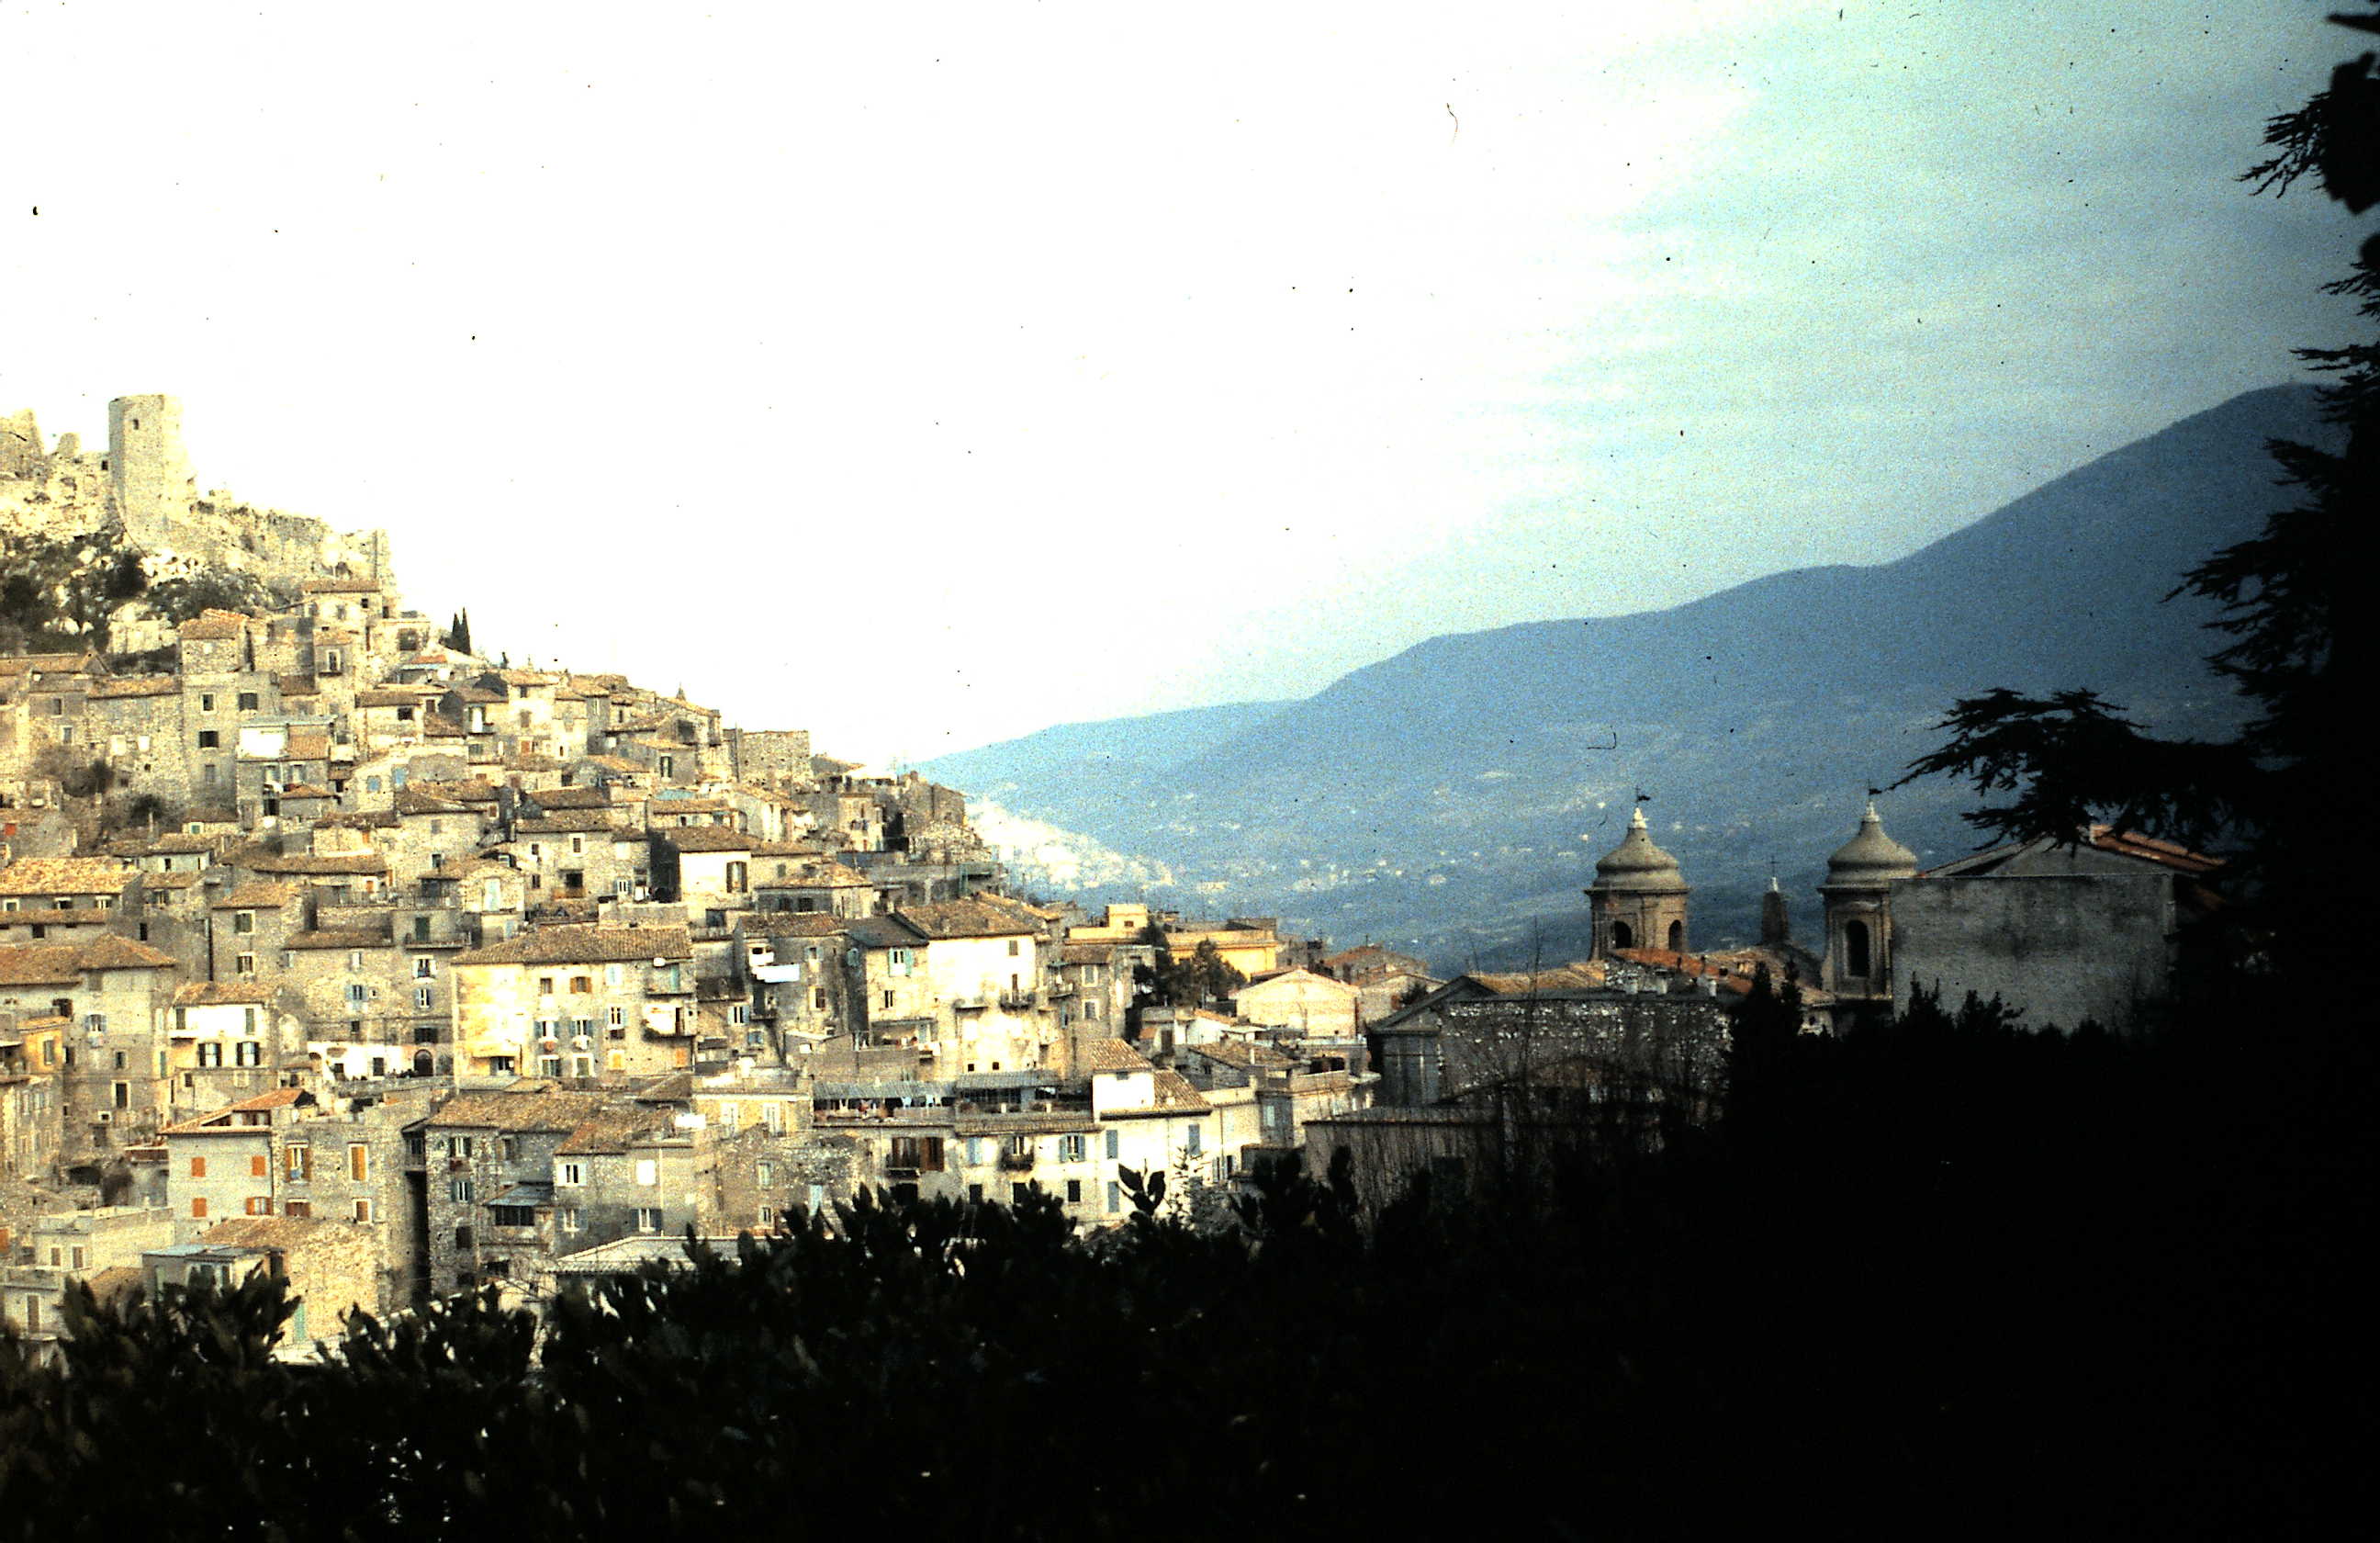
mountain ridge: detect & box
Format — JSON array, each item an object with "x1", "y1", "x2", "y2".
[{"x1": 926, "y1": 383, "x2": 2329, "y2": 968}]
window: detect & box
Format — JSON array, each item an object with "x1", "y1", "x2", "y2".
[
  {"x1": 1066, "y1": 1178, "x2": 1083, "y2": 1204},
  {"x1": 1060, "y1": 1134, "x2": 1087, "y2": 1163},
  {"x1": 634, "y1": 1208, "x2": 664, "y2": 1233},
  {"x1": 238, "y1": 692, "x2": 259, "y2": 711},
  {"x1": 569, "y1": 975, "x2": 590, "y2": 995},
  {"x1": 607, "y1": 1006, "x2": 626, "y2": 1030},
  {"x1": 500, "y1": 1136, "x2": 519, "y2": 1161},
  {"x1": 1007, "y1": 940, "x2": 1020, "y2": 957},
  {"x1": 634, "y1": 1158, "x2": 657, "y2": 1186},
  {"x1": 1105, "y1": 1129, "x2": 1120, "y2": 1160},
  {"x1": 353, "y1": 1199, "x2": 373, "y2": 1223},
  {"x1": 538, "y1": 976, "x2": 556, "y2": 996},
  {"x1": 755, "y1": 1162, "x2": 774, "y2": 1187},
  {"x1": 1011, "y1": 1182, "x2": 1030, "y2": 1206},
  {"x1": 199, "y1": 694, "x2": 215, "y2": 713},
  {"x1": 196, "y1": 1042, "x2": 223, "y2": 1068},
  {"x1": 349, "y1": 1144, "x2": 369, "y2": 1182},
  {"x1": 1844, "y1": 919, "x2": 1873, "y2": 978},
  {"x1": 191, "y1": 1197, "x2": 208, "y2": 1219},
  {"x1": 888, "y1": 949, "x2": 915, "y2": 976},
  {"x1": 414, "y1": 986, "x2": 433, "y2": 1011},
  {"x1": 1184, "y1": 1125, "x2": 1202, "y2": 1156},
  {"x1": 189, "y1": 1156, "x2": 208, "y2": 1178},
  {"x1": 234, "y1": 1041, "x2": 262, "y2": 1067},
  {"x1": 454, "y1": 1226, "x2": 474, "y2": 1249},
  {"x1": 571, "y1": 836, "x2": 585, "y2": 855},
  {"x1": 283, "y1": 1200, "x2": 311, "y2": 1219},
  {"x1": 286, "y1": 1145, "x2": 311, "y2": 1182},
  {"x1": 559, "y1": 1206, "x2": 582, "y2": 1233},
  {"x1": 235, "y1": 953, "x2": 256, "y2": 977},
  {"x1": 244, "y1": 1196, "x2": 272, "y2": 1216},
  {"x1": 232, "y1": 910, "x2": 254, "y2": 935},
  {"x1": 491, "y1": 1205, "x2": 535, "y2": 1227},
  {"x1": 557, "y1": 1162, "x2": 585, "y2": 1186},
  {"x1": 345, "y1": 985, "x2": 368, "y2": 1008},
  {"x1": 717, "y1": 1103, "x2": 740, "y2": 1132},
  {"x1": 196, "y1": 730, "x2": 219, "y2": 749},
  {"x1": 414, "y1": 958, "x2": 435, "y2": 979},
  {"x1": 250, "y1": 1154, "x2": 269, "y2": 1178},
  {"x1": 445, "y1": 1135, "x2": 476, "y2": 1157},
  {"x1": 448, "y1": 1177, "x2": 474, "y2": 1202}
]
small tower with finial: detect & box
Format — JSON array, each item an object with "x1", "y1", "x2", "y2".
[
  {"x1": 1820, "y1": 796, "x2": 1918, "y2": 1002},
  {"x1": 1586, "y1": 804, "x2": 1691, "y2": 958}
]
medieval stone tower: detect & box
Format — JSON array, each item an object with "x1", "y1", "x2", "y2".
[
  {"x1": 107, "y1": 393, "x2": 195, "y2": 544},
  {"x1": 1587, "y1": 806, "x2": 1691, "y2": 958},
  {"x1": 1818, "y1": 801, "x2": 1919, "y2": 1005}
]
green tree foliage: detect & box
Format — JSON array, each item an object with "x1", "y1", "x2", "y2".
[
  {"x1": 141, "y1": 568, "x2": 276, "y2": 627},
  {"x1": 443, "y1": 608, "x2": 472, "y2": 655}
]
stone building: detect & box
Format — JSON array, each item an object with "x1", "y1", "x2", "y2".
[
  {"x1": 1587, "y1": 807, "x2": 1690, "y2": 957},
  {"x1": 1887, "y1": 826, "x2": 2223, "y2": 1035},
  {"x1": 449, "y1": 924, "x2": 698, "y2": 1079}
]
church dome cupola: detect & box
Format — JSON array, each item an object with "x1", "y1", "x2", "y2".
[
  {"x1": 1826, "y1": 802, "x2": 1918, "y2": 885},
  {"x1": 1595, "y1": 806, "x2": 1690, "y2": 893},
  {"x1": 1587, "y1": 805, "x2": 1691, "y2": 958}
]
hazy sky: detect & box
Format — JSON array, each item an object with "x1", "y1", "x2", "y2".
[{"x1": 3, "y1": 2, "x2": 2359, "y2": 765}]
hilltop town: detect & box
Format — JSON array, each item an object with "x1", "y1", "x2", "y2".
[
  {"x1": 1, "y1": 395, "x2": 1410, "y2": 1347},
  {"x1": 1, "y1": 394, "x2": 2240, "y2": 1351}
]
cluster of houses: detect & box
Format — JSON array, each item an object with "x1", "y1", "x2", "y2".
[
  {"x1": 0, "y1": 561, "x2": 1411, "y2": 1355},
  {"x1": 0, "y1": 497, "x2": 2226, "y2": 1354}
]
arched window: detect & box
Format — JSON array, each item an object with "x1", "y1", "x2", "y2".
[
  {"x1": 1611, "y1": 920, "x2": 1634, "y2": 950},
  {"x1": 1667, "y1": 920, "x2": 1684, "y2": 952},
  {"x1": 1845, "y1": 919, "x2": 1871, "y2": 978}
]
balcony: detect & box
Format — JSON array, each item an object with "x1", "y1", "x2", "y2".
[
  {"x1": 997, "y1": 1151, "x2": 1035, "y2": 1172},
  {"x1": 998, "y1": 990, "x2": 1036, "y2": 1010}
]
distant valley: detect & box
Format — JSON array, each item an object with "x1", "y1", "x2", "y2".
[{"x1": 926, "y1": 385, "x2": 2330, "y2": 972}]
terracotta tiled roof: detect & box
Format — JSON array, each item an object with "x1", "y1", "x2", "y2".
[
  {"x1": 527, "y1": 787, "x2": 612, "y2": 811},
  {"x1": 243, "y1": 853, "x2": 388, "y2": 877},
  {"x1": 177, "y1": 611, "x2": 251, "y2": 640},
  {"x1": 899, "y1": 897, "x2": 1039, "y2": 940},
  {"x1": 286, "y1": 929, "x2": 391, "y2": 952},
  {"x1": 1078, "y1": 1038, "x2": 1151, "y2": 1075},
  {"x1": 1150, "y1": 1070, "x2": 1210, "y2": 1110},
  {"x1": 429, "y1": 1087, "x2": 611, "y2": 1133},
  {"x1": 556, "y1": 1109, "x2": 665, "y2": 1155},
  {"x1": 0, "y1": 936, "x2": 175, "y2": 985},
  {"x1": 659, "y1": 827, "x2": 752, "y2": 852},
  {"x1": 174, "y1": 981, "x2": 275, "y2": 1006},
  {"x1": 0, "y1": 857, "x2": 135, "y2": 896},
  {"x1": 211, "y1": 880, "x2": 304, "y2": 910},
  {"x1": 453, "y1": 924, "x2": 692, "y2": 968},
  {"x1": 514, "y1": 812, "x2": 623, "y2": 836},
  {"x1": 299, "y1": 577, "x2": 383, "y2": 594},
  {"x1": 86, "y1": 675, "x2": 178, "y2": 699}
]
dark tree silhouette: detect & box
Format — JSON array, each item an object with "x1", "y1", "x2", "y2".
[{"x1": 1898, "y1": 10, "x2": 2374, "y2": 963}]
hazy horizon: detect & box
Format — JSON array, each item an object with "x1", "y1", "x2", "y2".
[{"x1": 5, "y1": 3, "x2": 2359, "y2": 766}]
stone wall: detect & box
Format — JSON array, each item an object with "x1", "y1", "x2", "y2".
[{"x1": 1890, "y1": 872, "x2": 2177, "y2": 1035}]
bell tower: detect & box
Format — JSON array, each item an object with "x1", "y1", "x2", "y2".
[
  {"x1": 1587, "y1": 806, "x2": 1691, "y2": 958},
  {"x1": 1819, "y1": 801, "x2": 1918, "y2": 1003}
]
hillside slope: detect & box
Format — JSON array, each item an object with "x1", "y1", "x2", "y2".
[{"x1": 930, "y1": 384, "x2": 2329, "y2": 967}]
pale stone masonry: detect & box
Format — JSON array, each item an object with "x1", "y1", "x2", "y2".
[{"x1": 3, "y1": 389, "x2": 1396, "y2": 1314}]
